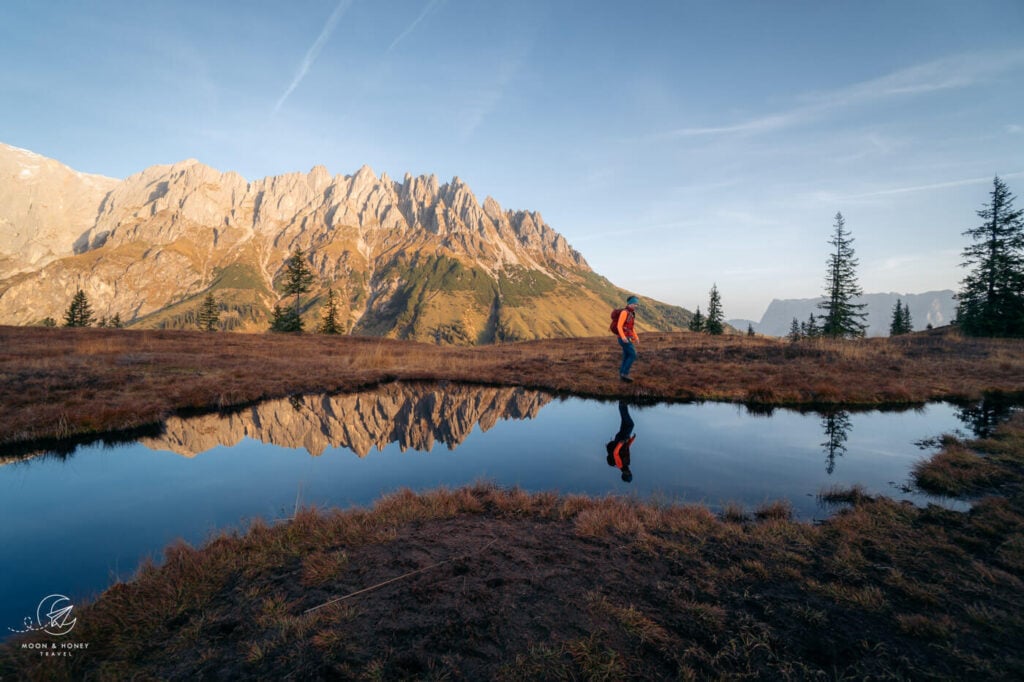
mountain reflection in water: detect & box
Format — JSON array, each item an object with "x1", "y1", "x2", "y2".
[{"x1": 141, "y1": 383, "x2": 551, "y2": 458}]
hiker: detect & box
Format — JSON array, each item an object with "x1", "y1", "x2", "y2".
[
  {"x1": 606, "y1": 400, "x2": 635, "y2": 482},
  {"x1": 614, "y1": 295, "x2": 640, "y2": 382}
]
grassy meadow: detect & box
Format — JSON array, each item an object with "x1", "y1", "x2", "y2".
[
  {"x1": 2, "y1": 324, "x2": 1024, "y2": 456},
  {"x1": 2, "y1": 324, "x2": 1024, "y2": 678}
]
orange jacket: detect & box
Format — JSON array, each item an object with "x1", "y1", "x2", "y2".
[{"x1": 616, "y1": 308, "x2": 637, "y2": 342}]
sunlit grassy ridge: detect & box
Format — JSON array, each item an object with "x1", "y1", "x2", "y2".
[{"x1": 3, "y1": 416, "x2": 1023, "y2": 679}]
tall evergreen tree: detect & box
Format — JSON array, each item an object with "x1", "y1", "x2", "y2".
[
  {"x1": 688, "y1": 306, "x2": 705, "y2": 332},
  {"x1": 277, "y1": 248, "x2": 316, "y2": 333},
  {"x1": 705, "y1": 284, "x2": 725, "y2": 335},
  {"x1": 890, "y1": 299, "x2": 904, "y2": 336},
  {"x1": 957, "y1": 176, "x2": 1024, "y2": 337},
  {"x1": 269, "y1": 304, "x2": 301, "y2": 333},
  {"x1": 889, "y1": 299, "x2": 913, "y2": 336},
  {"x1": 63, "y1": 289, "x2": 95, "y2": 327},
  {"x1": 818, "y1": 212, "x2": 867, "y2": 338},
  {"x1": 803, "y1": 313, "x2": 819, "y2": 338},
  {"x1": 197, "y1": 292, "x2": 220, "y2": 331},
  {"x1": 788, "y1": 317, "x2": 802, "y2": 342},
  {"x1": 318, "y1": 288, "x2": 342, "y2": 334},
  {"x1": 746, "y1": 323, "x2": 755, "y2": 337}
]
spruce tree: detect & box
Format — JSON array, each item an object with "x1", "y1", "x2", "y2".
[
  {"x1": 818, "y1": 212, "x2": 867, "y2": 338},
  {"x1": 957, "y1": 176, "x2": 1024, "y2": 337},
  {"x1": 63, "y1": 289, "x2": 95, "y2": 327},
  {"x1": 278, "y1": 248, "x2": 315, "y2": 333},
  {"x1": 805, "y1": 313, "x2": 819, "y2": 338},
  {"x1": 705, "y1": 284, "x2": 724, "y2": 335},
  {"x1": 890, "y1": 299, "x2": 905, "y2": 336},
  {"x1": 269, "y1": 304, "x2": 301, "y2": 333},
  {"x1": 789, "y1": 317, "x2": 802, "y2": 342},
  {"x1": 110, "y1": 313, "x2": 123, "y2": 328},
  {"x1": 197, "y1": 292, "x2": 220, "y2": 331},
  {"x1": 746, "y1": 323, "x2": 755, "y2": 337},
  {"x1": 688, "y1": 306, "x2": 705, "y2": 332},
  {"x1": 318, "y1": 288, "x2": 341, "y2": 334}
]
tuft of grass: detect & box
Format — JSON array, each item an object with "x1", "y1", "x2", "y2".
[
  {"x1": 817, "y1": 483, "x2": 871, "y2": 506},
  {"x1": 754, "y1": 500, "x2": 793, "y2": 521},
  {"x1": 721, "y1": 501, "x2": 749, "y2": 523},
  {"x1": 912, "y1": 443, "x2": 1003, "y2": 496}
]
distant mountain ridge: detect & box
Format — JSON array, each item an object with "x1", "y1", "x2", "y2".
[
  {"x1": 730, "y1": 290, "x2": 957, "y2": 337},
  {"x1": 0, "y1": 142, "x2": 692, "y2": 342}
]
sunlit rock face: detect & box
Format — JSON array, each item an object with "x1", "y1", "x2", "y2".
[
  {"x1": 140, "y1": 383, "x2": 553, "y2": 458},
  {"x1": 0, "y1": 143, "x2": 691, "y2": 340}
]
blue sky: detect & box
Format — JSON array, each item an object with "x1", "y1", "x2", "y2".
[{"x1": 2, "y1": 1, "x2": 1022, "y2": 320}]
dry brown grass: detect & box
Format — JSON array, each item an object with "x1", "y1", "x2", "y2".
[{"x1": 3, "y1": 325, "x2": 1024, "y2": 451}]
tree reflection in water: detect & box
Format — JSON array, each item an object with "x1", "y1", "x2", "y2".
[
  {"x1": 954, "y1": 394, "x2": 1020, "y2": 439},
  {"x1": 820, "y1": 410, "x2": 852, "y2": 475}
]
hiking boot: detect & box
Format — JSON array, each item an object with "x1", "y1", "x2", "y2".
[{"x1": 620, "y1": 374, "x2": 633, "y2": 382}]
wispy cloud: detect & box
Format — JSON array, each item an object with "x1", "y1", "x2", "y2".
[
  {"x1": 839, "y1": 171, "x2": 1024, "y2": 201},
  {"x1": 386, "y1": 0, "x2": 446, "y2": 55},
  {"x1": 273, "y1": 0, "x2": 354, "y2": 115},
  {"x1": 457, "y1": 42, "x2": 532, "y2": 142},
  {"x1": 667, "y1": 49, "x2": 1024, "y2": 139}
]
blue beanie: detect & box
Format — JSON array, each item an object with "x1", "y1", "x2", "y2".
[{"x1": 626, "y1": 296, "x2": 639, "y2": 305}]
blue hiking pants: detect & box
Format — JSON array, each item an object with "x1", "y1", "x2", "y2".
[{"x1": 618, "y1": 338, "x2": 636, "y2": 376}]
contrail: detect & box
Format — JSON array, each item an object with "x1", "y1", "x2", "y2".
[
  {"x1": 386, "y1": 0, "x2": 446, "y2": 55},
  {"x1": 274, "y1": 0, "x2": 354, "y2": 114}
]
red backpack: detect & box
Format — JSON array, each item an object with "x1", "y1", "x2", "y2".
[{"x1": 609, "y1": 308, "x2": 625, "y2": 335}]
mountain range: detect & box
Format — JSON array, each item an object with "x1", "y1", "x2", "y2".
[
  {"x1": 728, "y1": 290, "x2": 957, "y2": 337},
  {"x1": 0, "y1": 142, "x2": 692, "y2": 342}
]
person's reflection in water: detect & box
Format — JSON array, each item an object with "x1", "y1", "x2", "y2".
[{"x1": 606, "y1": 400, "x2": 636, "y2": 483}]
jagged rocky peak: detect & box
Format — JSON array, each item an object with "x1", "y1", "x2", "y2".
[{"x1": 0, "y1": 143, "x2": 118, "y2": 274}]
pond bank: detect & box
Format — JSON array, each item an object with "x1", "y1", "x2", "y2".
[
  {"x1": 3, "y1": 325, "x2": 1024, "y2": 450},
  {"x1": 4, "y1": 414, "x2": 1023, "y2": 679}
]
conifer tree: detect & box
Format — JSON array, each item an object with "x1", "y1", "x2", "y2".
[
  {"x1": 957, "y1": 176, "x2": 1024, "y2": 337},
  {"x1": 890, "y1": 299, "x2": 913, "y2": 336},
  {"x1": 110, "y1": 313, "x2": 123, "y2": 328},
  {"x1": 41, "y1": 317, "x2": 56, "y2": 327},
  {"x1": 747, "y1": 323, "x2": 755, "y2": 337},
  {"x1": 789, "y1": 317, "x2": 802, "y2": 342},
  {"x1": 805, "y1": 313, "x2": 819, "y2": 338},
  {"x1": 269, "y1": 304, "x2": 301, "y2": 332},
  {"x1": 318, "y1": 288, "x2": 342, "y2": 334},
  {"x1": 688, "y1": 306, "x2": 705, "y2": 332},
  {"x1": 818, "y1": 212, "x2": 867, "y2": 338},
  {"x1": 705, "y1": 284, "x2": 724, "y2": 335},
  {"x1": 197, "y1": 292, "x2": 220, "y2": 331},
  {"x1": 275, "y1": 249, "x2": 315, "y2": 332},
  {"x1": 63, "y1": 289, "x2": 95, "y2": 327}
]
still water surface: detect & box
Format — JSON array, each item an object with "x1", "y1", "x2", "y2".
[{"x1": 0, "y1": 382, "x2": 1010, "y2": 639}]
